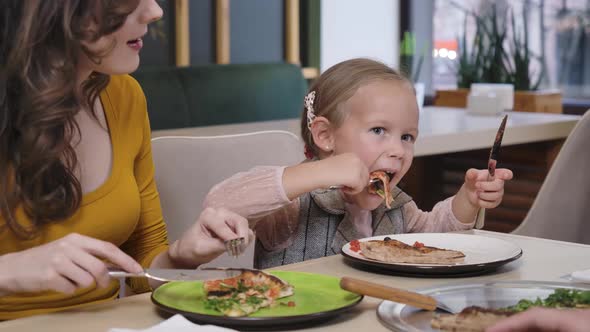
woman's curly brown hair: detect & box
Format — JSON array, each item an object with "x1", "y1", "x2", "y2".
[{"x1": 0, "y1": 0, "x2": 139, "y2": 238}]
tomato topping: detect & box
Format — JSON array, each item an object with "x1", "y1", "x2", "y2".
[
  {"x1": 413, "y1": 241, "x2": 425, "y2": 248},
  {"x1": 269, "y1": 288, "x2": 279, "y2": 298},
  {"x1": 350, "y1": 240, "x2": 361, "y2": 252},
  {"x1": 287, "y1": 301, "x2": 296, "y2": 307}
]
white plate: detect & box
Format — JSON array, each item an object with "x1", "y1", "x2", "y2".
[{"x1": 341, "y1": 233, "x2": 522, "y2": 276}]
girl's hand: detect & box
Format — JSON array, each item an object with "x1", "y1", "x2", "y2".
[
  {"x1": 168, "y1": 207, "x2": 254, "y2": 268},
  {"x1": 452, "y1": 168, "x2": 513, "y2": 223},
  {"x1": 282, "y1": 152, "x2": 370, "y2": 200},
  {"x1": 462, "y1": 168, "x2": 513, "y2": 209},
  {"x1": 0, "y1": 233, "x2": 142, "y2": 296},
  {"x1": 317, "y1": 153, "x2": 370, "y2": 195}
]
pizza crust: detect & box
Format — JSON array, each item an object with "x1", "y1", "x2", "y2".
[
  {"x1": 431, "y1": 306, "x2": 513, "y2": 331},
  {"x1": 359, "y1": 238, "x2": 465, "y2": 264}
]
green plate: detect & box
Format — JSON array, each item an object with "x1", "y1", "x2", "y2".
[{"x1": 151, "y1": 271, "x2": 363, "y2": 329}]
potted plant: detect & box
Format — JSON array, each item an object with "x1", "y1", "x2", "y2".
[{"x1": 434, "y1": 2, "x2": 562, "y2": 113}]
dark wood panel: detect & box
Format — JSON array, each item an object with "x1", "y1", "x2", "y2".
[{"x1": 401, "y1": 139, "x2": 565, "y2": 233}]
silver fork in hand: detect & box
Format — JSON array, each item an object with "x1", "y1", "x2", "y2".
[
  {"x1": 327, "y1": 178, "x2": 379, "y2": 190},
  {"x1": 224, "y1": 237, "x2": 246, "y2": 257}
]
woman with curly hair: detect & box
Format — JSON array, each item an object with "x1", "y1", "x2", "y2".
[{"x1": 0, "y1": 0, "x2": 252, "y2": 319}]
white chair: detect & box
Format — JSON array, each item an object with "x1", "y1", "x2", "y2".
[
  {"x1": 151, "y1": 130, "x2": 304, "y2": 267},
  {"x1": 512, "y1": 110, "x2": 590, "y2": 244}
]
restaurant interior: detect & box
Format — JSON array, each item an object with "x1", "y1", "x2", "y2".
[{"x1": 1, "y1": 0, "x2": 589, "y2": 331}]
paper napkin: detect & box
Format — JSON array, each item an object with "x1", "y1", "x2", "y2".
[{"x1": 109, "y1": 314, "x2": 237, "y2": 332}]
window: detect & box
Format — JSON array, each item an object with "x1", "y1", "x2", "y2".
[{"x1": 432, "y1": 0, "x2": 590, "y2": 99}]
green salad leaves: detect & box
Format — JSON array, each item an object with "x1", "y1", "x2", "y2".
[{"x1": 505, "y1": 289, "x2": 590, "y2": 312}]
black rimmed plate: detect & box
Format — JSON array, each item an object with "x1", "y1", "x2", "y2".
[
  {"x1": 151, "y1": 271, "x2": 363, "y2": 330},
  {"x1": 341, "y1": 233, "x2": 523, "y2": 277}
]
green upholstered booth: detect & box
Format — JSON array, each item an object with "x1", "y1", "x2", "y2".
[{"x1": 132, "y1": 63, "x2": 307, "y2": 131}]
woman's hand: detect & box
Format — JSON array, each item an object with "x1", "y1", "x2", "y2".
[
  {"x1": 167, "y1": 207, "x2": 254, "y2": 268},
  {"x1": 486, "y1": 308, "x2": 590, "y2": 332},
  {"x1": 0, "y1": 233, "x2": 142, "y2": 296}
]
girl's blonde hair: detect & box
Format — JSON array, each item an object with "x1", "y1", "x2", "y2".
[{"x1": 300, "y1": 58, "x2": 413, "y2": 158}]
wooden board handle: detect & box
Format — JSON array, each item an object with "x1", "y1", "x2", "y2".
[{"x1": 340, "y1": 277, "x2": 437, "y2": 311}]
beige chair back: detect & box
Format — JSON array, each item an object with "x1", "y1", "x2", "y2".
[
  {"x1": 512, "y1": 111, "x2": 590, "y2": 244},
  {"x1": 151, "y1": 131, "x2": 304, "y2": 267}
]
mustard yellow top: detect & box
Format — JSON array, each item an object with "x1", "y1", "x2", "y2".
[{"x1": 0, "y1": 75, "x2": 169, "y2": 320}]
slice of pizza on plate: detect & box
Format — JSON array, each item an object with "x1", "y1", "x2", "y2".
[
  {"x1": 359, "y1": 237, "x2": 466, "y2": 264},
  {"x1": 203, "y1": 269, "x2": 294, "y2": 317}
]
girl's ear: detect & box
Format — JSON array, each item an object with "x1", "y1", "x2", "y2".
[{"x1": 309, "y1": 116, "x2": 335, "y2": 155}]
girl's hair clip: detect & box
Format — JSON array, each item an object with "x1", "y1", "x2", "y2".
[{"x1": 304, "y1": 91, "x2": 316, "y2": 130}]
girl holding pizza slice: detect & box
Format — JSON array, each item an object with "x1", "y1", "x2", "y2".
[{"x1": 204, "y1": 58, "x2": 513, "y2": 269}]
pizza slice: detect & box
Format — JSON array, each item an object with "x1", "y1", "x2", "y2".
[
  {"x1": 203, "y1": 269, "x2": 294, "y2": 317},
  {"x1": 431, "y1": 306, "x2": 514, "y2": 332},
  {"x1": 368, "y1": 170, "x2": 394, "y2": 208},
  {"x1": 431, "y1": 289, "x2": 590, "y2": 331},
  {"x1": 359, "y1": 237, "x2": 466, "y2": 264}
]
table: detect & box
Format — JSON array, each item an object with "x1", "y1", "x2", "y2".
[{"x1": 2, "y1": 230, "x2": 588, "y2": 331}]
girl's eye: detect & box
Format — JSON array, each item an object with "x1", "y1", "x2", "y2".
[
  {"x1": 370, "y1": 127, "x2": 385, "y2": 135},
  {"x1": 402, "y1": 134, "x2": 415, "y2": 142}
]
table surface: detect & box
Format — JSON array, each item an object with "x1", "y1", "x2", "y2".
[
  {"x1": 2, "y1": 230, "x2": 589, "y2": 332},
  {"x1": 152, "y1": 107, "x2": 581, "y2": 157}
]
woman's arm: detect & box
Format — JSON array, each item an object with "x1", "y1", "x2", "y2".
[
  {"x1": 118, "y1": 107, "x2": 170, "y2": 292},
  {"x1": 122, "y1": 93, "x2": 253, "y2": 289}
]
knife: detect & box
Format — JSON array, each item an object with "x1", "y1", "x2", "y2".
[
  {"x1": 339, "y1": 277, "x2": 457, "y2": 314},
  {"x1": 477, "y1": 115, "x2": 508, "y2": 229},
  {"x1": 487, "y1": 115, "x2": 508, "y2": 180},
  {"x1": 108, "y1": 267, "x2": 243, "y2": 282}
]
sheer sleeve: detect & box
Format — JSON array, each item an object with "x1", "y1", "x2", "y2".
[
  {"x1": 404, "y1": 196, "x2": 476, "y2": 233},
  {"x1": 203, "y1": 166, "x2": 301, "y2": 251}
]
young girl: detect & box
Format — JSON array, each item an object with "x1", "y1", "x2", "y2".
[
  {"x1": 204, "y1": 58, "x2": 513, "y2": 269},
  {"x1": 0, "y1": 0, "x2": 251, "y2": 319}
]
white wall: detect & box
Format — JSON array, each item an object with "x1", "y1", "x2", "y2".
[{"x1": 320, "y1": 0, "x2": 400, "y2": 72}]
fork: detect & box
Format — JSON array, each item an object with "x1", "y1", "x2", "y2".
[
  {"x1": 327, "y1": 178, "x2": 379, "y2": 190},
  {"x1": 224, "y1": 237, "x2": 246, "y2": 257}
]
